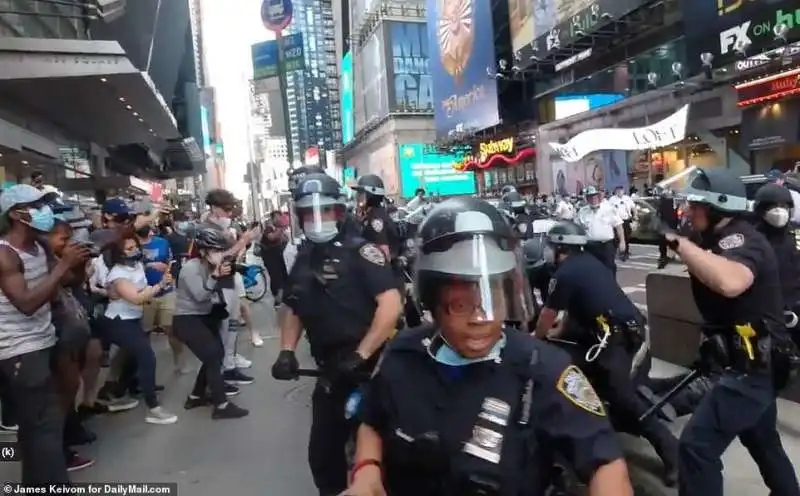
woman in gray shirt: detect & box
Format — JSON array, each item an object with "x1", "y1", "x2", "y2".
[{"x1": 172, "y1": 225, "x2": 249, "y2": 420}]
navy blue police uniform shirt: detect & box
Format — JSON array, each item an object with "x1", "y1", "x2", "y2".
[
  {"x1": 359, "y1": 327, "x2": 622, "y2": 495},
  {"x1": 761, "y1": 225, "x2": 800, "y2": 310},
  {"x1": 283, "y1": 236, "x2": 397, "y2": 360},
  {"x1": 690, "y1": 218, "x2": 785, "y2": 336},
  {"x1": 546, "y1": 252, "x2": 640, "y2": 334},
  {"x1": 362, "y1": 206, "x2": 398, "y2": 256}
]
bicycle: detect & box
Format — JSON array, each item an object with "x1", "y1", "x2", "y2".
[{"x1": 238, "y1": 264, "x2": 268, "y2": 302}]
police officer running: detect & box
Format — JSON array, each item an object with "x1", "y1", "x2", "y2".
[
  {"x1": 502, "y1": 190, "x2": 533, "y2": 239},
  {"x1": 352, "y1": 174, "x2": 400, "y2": 261},
  {"x1": 608, "y1": 186, "x2": 636, "y2": 261},
  {"x1": 575, "y1": 186, "x2": 624, "y2": 274},
  {"x1": 533, "y1": 221, "x2": 679, "y2": 486},
  {"x1": 270, "y1": 173, "x2": 403, "y2": 496},
  {"x1": 663, "y1": 168, "x2": 800, "y2": 496},
  {"x1": 341, "y1": 197, "x2": 632, "y2": 496}
]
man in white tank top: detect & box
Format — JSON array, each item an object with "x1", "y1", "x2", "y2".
[{"x1": 0, "y1": 185, "x2": 91, "y2": 483}]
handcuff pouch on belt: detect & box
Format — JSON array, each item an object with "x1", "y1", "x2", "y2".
[{"x1": 586, "y1": 315, "x2": 643, "y2": 362}]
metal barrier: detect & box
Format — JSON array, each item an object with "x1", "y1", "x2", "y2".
[{"x1": 645, "y1": 271, "x2": 800, "y2": 402}]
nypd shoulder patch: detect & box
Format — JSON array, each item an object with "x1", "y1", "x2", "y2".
[
  {"x1": 371, "y1": 218, "x2": 384, "y2": 232},
  {"x1": 556, "y1": 365, "x2": 606, "y2": 416},
  {"x1": 359, "y1": 244, "x2": 386, "y2": 266},
  {"x1": 718, "y1": 233, "x2": 744, "y2": 250}
]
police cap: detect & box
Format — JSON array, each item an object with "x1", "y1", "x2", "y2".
[
  {"x1": 754, "y1": 183, "x2": 794, "y2": 210},
  {"x1": 547, "y1": 221, "x2": 588, "y2": 246},
  {"x1": 352, "y1": 174, "x2": 385, "y2": 196},
  {"x1": 683, "y1": 167, "x2": 748, "y2": 213}
]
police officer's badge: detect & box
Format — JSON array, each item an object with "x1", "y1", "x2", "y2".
[
  {"x1": 371, "y1": 218, "x2": 384, "y2": 232},
  {"x1": 359, "y1": 244, "x2": 386, "y2": 266},
  {"x1": 556, "y1": 365, "x2": 606, "y2": 416},
  {"x1": 718, "y1": 233, "x2": 744, "y2": 250}
]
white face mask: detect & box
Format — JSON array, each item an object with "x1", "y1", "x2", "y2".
[
  {"x1": 304, "y1": 220, "x2": 338, "y2": 243},
  {"x1": 764, "y1": 207, "x2": 790, "y2": 228}
]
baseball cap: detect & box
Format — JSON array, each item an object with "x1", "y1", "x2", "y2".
[
  {"x1": 102, "y1": 198, "x2": 134, "y2": 216},
  {"x1": 0, "y1": 184, "x2": 49, "y2": 214}
]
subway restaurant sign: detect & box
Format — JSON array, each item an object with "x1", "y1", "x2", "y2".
[{"x1": 454, "y1": 137, "x2": 535, "y2": 171}]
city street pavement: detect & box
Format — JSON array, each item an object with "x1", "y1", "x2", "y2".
[{"x1": 0, "y1": 243, "x2": 798, "y2": 495}]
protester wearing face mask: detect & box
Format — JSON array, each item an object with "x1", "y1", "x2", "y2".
[
  {"x1": 172, "y1": 225, "x2": 249, "y2": 420},
  {"x1": 753, "y1": 183, "x2": 800, "y2": 345},
  {"x1": 103, "y1": 235, "x2": 177, "y2": 425},
  {"x1": 203, "y1": 189, "x2": 259, "y2": 385}
]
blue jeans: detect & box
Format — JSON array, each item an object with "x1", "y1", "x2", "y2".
[{"x1": 104, "y1": 318, "x2": 159, "y2": 409}]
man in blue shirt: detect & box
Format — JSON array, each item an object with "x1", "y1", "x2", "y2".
[{"x1": 136, "y1": 226, "x2": 188, "y2": 373}]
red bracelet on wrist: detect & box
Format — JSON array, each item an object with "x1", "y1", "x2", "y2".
[{"x1": 350, "y1": 459, "x2": 381, "y2": 483}]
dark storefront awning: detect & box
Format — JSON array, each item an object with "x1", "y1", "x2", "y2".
[
  {"x1": 163, "y1": 137, "x2": 205, "y2": 177},
  {"x1": 0, "y1": 37, "x2": 179, "y2": 147}
]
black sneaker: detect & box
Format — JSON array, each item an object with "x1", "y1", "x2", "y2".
[
  {"x1": 184, "y1": 396, "x2": 213, "y2": 410},
  {"x1": 77, "y1": 403, "x2": 109, "y2": 419},
  {"x1": 96, "y1": 382, "x2": 117, "y2": 402},
  {"x1": 224, "y1": 383, "x2": 240, "y2": 397},
  {"x1": 212, "y1": 402, "x2": 249, "y2": 420},
  {"x1": 222, "y1": 369, "x2": 254, "y2": 385}
]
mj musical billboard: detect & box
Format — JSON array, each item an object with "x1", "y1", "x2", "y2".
[
  {"x1": 427, "y1": 0, "x2": 500, "y2": 138},
  {"x1": 385, "y1": 21, "x2": 432, "y2": 112}
]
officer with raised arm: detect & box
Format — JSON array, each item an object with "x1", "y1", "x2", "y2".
[{"x1": 663, "y1": 168, "x2": 800, "y2": 496}]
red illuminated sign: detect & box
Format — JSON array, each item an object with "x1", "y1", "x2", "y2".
[{"x1": 736, "y1": 69, "x2": 800, "y2": 107}]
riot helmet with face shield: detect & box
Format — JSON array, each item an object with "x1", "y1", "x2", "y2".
[
  {"x1": 415, "y1": 197, "x2": 532, "y2": 327},
  {"x1": 294, "y1": 173, "x2": 346, "y2": 243},
  {"x1": 352, "y1": 174, "x2": 385, "y2": 208},
  {"x1": 502, "y1": 190, "x2": 527, "y2": 215},
  {"x1": 682, "y1": 167, "x2": 748, "y2": 234},
  {"x1": 546, "y1": 221, "x2": 587, "y2": 264}
]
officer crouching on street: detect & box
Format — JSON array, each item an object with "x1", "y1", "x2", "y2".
[
  {"x1": 341, "y1": 197, "x2": 632, "y2": 496},
  {"x1": 663, "y1": 168, "x2": 800, "y2": 496},
  {"x1": 753, "y1": 183, "x2": 800, "y2": 346},
  {"x1": 575, "y1": 186, "x2": 625, "y2": 274},
  {"x1": 270, "y1": 173, "x2": 403, "y2": 496},
  {"x1": 533, "y1": 221, "x2": 679, "y2": 486},
  {"x1": 502, "y1": 190, "x2": 534, "y2": 239}
]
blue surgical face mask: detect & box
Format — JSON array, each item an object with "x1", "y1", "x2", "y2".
[
  {"x1": 430, "y1": 332, "x2": 507, "y2": 367},
  {"x1": 25, "y1": 205, "x2": 55, "y2": 232}
]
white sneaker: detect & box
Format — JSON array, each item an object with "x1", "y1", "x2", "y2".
[
  {"x1": 251, "y1": 334, "x2": 264, "y2": 347},
  {"x1": 234, "y1": 354, "x2": 252, "y2": 369},
  {"x1": 103, "y1": 396, "x2": 140, "y2": 413},
  {"x1": 145, "y1": 407, "x2": 178, "y2": 425}
]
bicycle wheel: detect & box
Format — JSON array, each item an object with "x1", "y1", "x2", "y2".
[{"x1": 244, "y1": 266, "x2": 268, "y2": 302}]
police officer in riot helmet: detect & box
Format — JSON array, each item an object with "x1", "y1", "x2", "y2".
[
  {"x1": 270, "y1": 173, "x2": 403, "y2": 496},
  {"x1": 533, "y1": 221, "x2": 679, "y2": 485},
  {"x1": 753, "y1": 183, "x2": 800, "y2": 342},
  {"x1": 665, "y1": 167, "x2": 800, "y2": 496},
  {"x1": 502, "y1": 190, "x2": 534, "y2": 239},
  {"x1": 341, "y1": 197, "x2": 631, "y2": 496},
  {"x1": 352, "y1": 174, "x2": 401, "y2": 260},
  {"x1": 500, "y1": 184, "x2": 517, "y2": 197},
  {"x1": 522, "y1": 234, "x2": 555, "y2": 325}
]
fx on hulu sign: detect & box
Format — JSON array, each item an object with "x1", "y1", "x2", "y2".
[{"x1": 717, "y1": 6, "x2": 799, "y2": 58}]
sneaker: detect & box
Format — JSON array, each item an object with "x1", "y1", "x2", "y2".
[
  {"x1": 233, "y1": 354, "x2": 252, "y2": 369},
  {"x1": 251, "y1": 334, "x2": 264, "y2": 347},
  {"x1": 101, "y1": 396, "x2": 140, "y2": 413},
  {"x1": 0, "y1": 423, "x2": 18, "y2": 433},
  {"x1": 212, "y1": 402, "x2": 249, "y2": 420},
  {"x1": 67, "y1": 452, "x2": 95, "y2": 472},
  {"x1": 224, "y1": 383, "x2": 240, "y2": 397},
  {"x1": 145, "y1": 406, "x2": 178, "y2": 425},
  {"x1": 222, "y1": 369, "x2": 254, "y2": 385},
  {"x1": 96, "y1": 382, "x2": 117, "y2": 402},
  {"x1": 184, "y1": 396, "x2": 213, "y2": 410}
]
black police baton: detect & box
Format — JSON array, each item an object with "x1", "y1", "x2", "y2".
[{"x1": 638, "y1": 368, "x2": 702, "y2": 422}]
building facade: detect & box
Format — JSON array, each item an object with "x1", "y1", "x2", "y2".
[
  {"x1": 0, "y1": 0, "x2": 205, "y2": 204},
  {"x1": 283, "y1": 0, "x2": 340, "y2": 165}
]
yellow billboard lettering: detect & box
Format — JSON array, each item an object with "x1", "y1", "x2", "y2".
[{"x1": 478, "y1": 138, "x2": 514, "y2": 162}]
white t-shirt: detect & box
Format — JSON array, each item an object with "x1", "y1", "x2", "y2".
[
  {"x1": 105, "y1": 263, "x2": 148, "y2": 320},
  {"x1": 576, "y1": 201, "x2": 622, "y2": 242},
  {"x1": 89, "y1": 255, "x2": 109, "y2": 290},
  {"x1": 608, "y1": 195, "x2": 636, "y2": 221}
]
